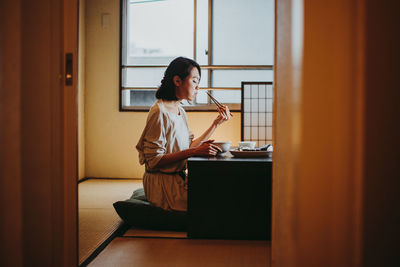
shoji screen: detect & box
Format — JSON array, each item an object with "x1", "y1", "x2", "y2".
[{"x1": 241, "y1": 82, "x2": 273, "y2": 146}]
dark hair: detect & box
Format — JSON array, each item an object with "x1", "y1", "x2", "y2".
[{"x1": 155, "y1": 57, "x2": 201, "y2": 100}]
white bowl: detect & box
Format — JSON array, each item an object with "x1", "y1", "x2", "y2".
[
  {"x1": 238, "y1": 141, "x2": 256, "y2": 149},
  {"x1": 212, "y1": 141, "x2": 232, "y2": 154}
]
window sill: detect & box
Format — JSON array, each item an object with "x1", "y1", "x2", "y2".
[{"x1": 120, "y1": 103, "x2": 241, "y2": 112}]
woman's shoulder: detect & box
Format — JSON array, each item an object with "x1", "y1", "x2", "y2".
[
  {"x1": 148, "y1": 100, "x2": 161, "y2": 113},
  {"x1": 147, "y1": 100, "x2": 168, "y2": 121}
]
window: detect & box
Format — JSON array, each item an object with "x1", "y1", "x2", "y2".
[
  {"x1": 242, "y1": 82, "x2": 274, "y2": 146},
  {"x1": 120, "y1": 0, "x2": 274, "y2": 111}
]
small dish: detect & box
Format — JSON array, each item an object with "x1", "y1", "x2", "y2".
[{"x1": 212, "y1": 141, "x2": 232, "y2": 154}]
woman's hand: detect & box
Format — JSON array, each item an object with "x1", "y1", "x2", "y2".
[
  {"x1": 213, "y1": 105, "x2": 231, "y2": 126},
  {"x1": 192, "y1": 140, "x2": 222, "y2": 156},
  {"x1": 190, "y1": 106, "x2": 231, "y2": 150}
]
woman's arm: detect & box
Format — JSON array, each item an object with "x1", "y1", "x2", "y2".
[
  {"x1": 154, "y1": 140, "x2": 221, "y2": 168},
  {"x1": 190, "y1": 105, "x2": 231, "y2": 148},
  {"x1": 152, "y1": 106, "x2": 231, "y2": 169},
  {"x1": 190, "y1": 121, "x2": 218, "y2": 148}
]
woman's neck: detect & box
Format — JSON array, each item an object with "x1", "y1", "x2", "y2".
[{"x1": 161, "y1": 100, "x2": 181, "y2": 115}]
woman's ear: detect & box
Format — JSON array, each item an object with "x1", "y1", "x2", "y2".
[{"x1": 173, "y1": 75, "x2": 182, "y2": 87}]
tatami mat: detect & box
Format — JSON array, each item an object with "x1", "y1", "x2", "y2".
[
  {"x1": 123, "y1": 228, "x2": 187, "y2": 239},
  {"x1": 79, "y1": 179, "x2": 142, "y2": 265}
]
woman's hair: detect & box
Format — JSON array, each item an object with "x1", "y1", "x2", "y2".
[{"x1": 155, "y1": 57, "x2": 201, "y2": 100}]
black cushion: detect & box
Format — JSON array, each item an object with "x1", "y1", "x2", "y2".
[{"x1": 113, "y1": 188, "x2": 187, "y2": 231}]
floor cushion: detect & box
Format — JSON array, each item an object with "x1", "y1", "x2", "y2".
[{"x1": 113, "y1": 188, "x2": 187, "y2": 231}]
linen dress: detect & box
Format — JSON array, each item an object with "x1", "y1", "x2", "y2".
[{"x1": 136, "y1": 100, "x2": 193, "y2": 211}]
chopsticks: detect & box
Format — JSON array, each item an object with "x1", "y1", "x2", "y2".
[{"x1": 206, "y1": 91, "x2": 233, "y2": 117}]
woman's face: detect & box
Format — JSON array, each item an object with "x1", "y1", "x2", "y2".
[{"x1": 175, "y1": 67, "x2": 200, "y2": 101}]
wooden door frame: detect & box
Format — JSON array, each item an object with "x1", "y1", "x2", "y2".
[
  {"x1": 0, "y1": 1, "x2": 24, "y2": 265},
  {"x1": 0, "y1": 0, "x2": 78, "y2": 266},
  {"x1": 272, "y1": 0, "x2": 365, "y2": 266},
  {"x1": 62, "y1": 0, "x2": 79, "y2": 265}
]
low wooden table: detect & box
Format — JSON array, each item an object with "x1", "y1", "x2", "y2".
[{"x1": 187, "y1": 154, "x2": 272, "y2": 240}]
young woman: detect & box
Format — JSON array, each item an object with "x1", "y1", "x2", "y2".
[{"x1": 136, "y1": 57, "x2": 231, "y2": 211}]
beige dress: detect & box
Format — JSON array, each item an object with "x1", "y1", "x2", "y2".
[{"x1": 136, "y1": 100, "x2": 193, "y2": 211}]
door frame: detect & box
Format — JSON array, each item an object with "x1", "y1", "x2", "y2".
[
  {"x1": 272, "y1": 0, "x2": 365, "y2": 266},
  {"x1": 0, "y1": 0, "x2": 78, "y2": 266}
]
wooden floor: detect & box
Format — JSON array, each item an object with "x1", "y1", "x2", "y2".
[{"x1": 88, "y1": 237, "x2": 270, "y2": 267}]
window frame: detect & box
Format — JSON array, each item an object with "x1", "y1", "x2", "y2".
[{"x1": 119, "y1": 0, "x2": 273, "y2": 112}]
